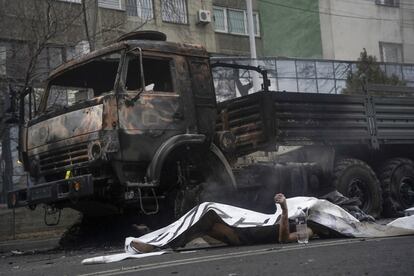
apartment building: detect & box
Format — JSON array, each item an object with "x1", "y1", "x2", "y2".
[
  {"x1": 259, "y1": 0, "x2": 414, "y2": 63},
  {"x1": 122, "y1": 0, "x2": 262, "y2": 56},
  {"x1": 0, "y1": 0, "x2": 261, "y2": 87},
  {"x1": 320, "y1": 0, "x2": 414, "y2": 63}
]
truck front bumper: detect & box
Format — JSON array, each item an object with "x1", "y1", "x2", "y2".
[{"x1": 7, "y1": 174, "x2": 93, "y2": 208}]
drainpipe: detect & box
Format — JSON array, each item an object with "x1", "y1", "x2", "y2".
[{"x1": 246, "y1": 0, "x2": 261, "y2": 92}]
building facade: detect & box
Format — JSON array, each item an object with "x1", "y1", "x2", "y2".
[
  {"x1": 259, "y1": 0, "x2": 323, "y2": 59},
  {"x1": 259, "y1": 0, "x2": 414, "y2": 63},
  {"x1": 320, "y1": 0, "x2": 414, "y2": 63},
  {"x1": 0, "y1": 0, "x2": 261, "y2": 91},
  {"x1": 122, "y1": 0, "x2": 263, "y2": 56}
]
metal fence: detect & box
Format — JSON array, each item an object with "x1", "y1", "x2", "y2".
[{"x1": 211, "y1": 57, "x2": 414, "y2": 102}]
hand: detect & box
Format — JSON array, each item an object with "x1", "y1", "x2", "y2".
[
  {"x1": 274, "y1": 193, "x2": 287, "y2": 210},
  {"x1": 274, "y1": 193, "x2": 285, "y2": 204}
]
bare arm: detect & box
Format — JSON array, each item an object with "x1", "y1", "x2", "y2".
[
  {"x1": 274, "y1": 193, "x2": 290, "y2": 242},
  {"x1": 275, "y1": 193, "x2": 313, "y2": 243}
]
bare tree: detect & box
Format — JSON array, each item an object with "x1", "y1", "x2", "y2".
[
  {"x1": 0, "y1": 1, "x2": 85, "y2": 93},
  {"x1": 0, "y1": 0, "x2": 128, "y2": 93}
]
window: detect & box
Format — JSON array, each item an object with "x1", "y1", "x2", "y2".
[
  {"x1": 98, "y1": 0, "x2": 122, "y2": 10},
  {"x1": 253, "y1": 13, "x2": 259, "y2": 35},
  {"x1": 75, "y1": 40, "x2": 91, "y2": 56},
  {"x1": 125, "y1": 55, "x2": 173, "y2": 92},
  {"x1": 380, "y1": 42, "x2": 403, "y2": 63},
  {"x1": 48, "y1": 47, "x2": 64, "y2": 70},
  {"x1": 228, "y1": 9, "x2": 246, "y2": 35},
  {"x1": 375, "y1": 0, "x2": 399, "y2": 7},
  {"x1": 60, "y1": 0, "x2": 122, "y2": 9},
  {"x1": 36, "y1": 46, "x2": 72, "y2": 75},
  {"x1": 47, "y1": 86, "x2": 92, "y2": 109},
  {"x1": 126, "y1": 0, "x2": 154, "y2": 19},
  {"x1": 6, "y1": 43, "x2": 30, "y2": 80},
  {"x1": 58, "y1": 0, "x2": 81, "y2": 3},
  {"x1": 0, "y1": 46, "x2": 6, "y2": 76},
  {"x1": 213, "y1": 7, "x2": 227, "y2": 32},
  {"x1": 161, "y1": 0, "x2": 188, "y2": 24},
  {"x1": 66, "y1": 47, "x2": 76, "y2": 61},
  {"x1": 46, "y1": 52, "x2": 121, "y2": 110},
  {"x1": 213, "y1": 6, "x2": 260, "y2": 36}
]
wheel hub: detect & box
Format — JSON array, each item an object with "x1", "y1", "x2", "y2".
[
  {"x1": 348, "y1": 178, "x2": 370, "y2": 211},
  {"x1": 399, "y1": 177, "x2": 414, "y2": 207}
]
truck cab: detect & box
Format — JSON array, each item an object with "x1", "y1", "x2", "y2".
[{"x1": 9, "y1": 32, "x2": 235, "y2": 216}]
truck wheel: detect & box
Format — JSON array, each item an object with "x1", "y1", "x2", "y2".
[
  {"x1": 162, "y1": 144, "x2": 237, "y2": 220},
  {"x1": 379, "y1": 158, "x2": 414, "y2": 217},
  {"x1": 173, "y1": 185, "x2": 202, "y2": 219},
  {"x1": 173, "y1": 163, "x2": 235, "y2": 218},
  {"x1": 333, "y1": 158, "x2": 382, "y2": 218}
]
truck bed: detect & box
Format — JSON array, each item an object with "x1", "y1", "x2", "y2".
[{"x1": 216, "y1": 91, "x2": 414, "y2": 157}]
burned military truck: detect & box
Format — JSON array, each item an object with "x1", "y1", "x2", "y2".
[
  {"x1": 8, "y1": 32, "x2": 236, "y2": 216},
  {"x1": 7, "y1": 31, "x2": 414, "y2": 219}
]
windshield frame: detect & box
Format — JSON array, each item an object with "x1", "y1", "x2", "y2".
[
  {"x1": 121, "y1": 50, "x2": 176, "y2": 95},
  {"x1": 38, "y1": 49, "x2": 126, "y2": 114}
]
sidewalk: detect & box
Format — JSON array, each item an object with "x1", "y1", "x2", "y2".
[{"x1": 0, "y1": 236, "x2": 60, "y2": 253}]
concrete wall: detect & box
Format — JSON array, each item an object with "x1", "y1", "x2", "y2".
[
  {"x1": 260, "y1": 0, "x2": 323, "y2": 58},
  {"x1": 319, "y1": 0, "x2": 414, "y2": 62},
  {"x1": 0, "y1": 205, "x2": 80, "y2": 241}
]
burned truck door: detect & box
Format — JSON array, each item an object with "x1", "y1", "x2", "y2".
[
  {"x1": 116, "y1": 52, "x2": 187, "y2": 165},
  {"x1": 188, "y1": 58, "x2": 217, "y2": 137}
]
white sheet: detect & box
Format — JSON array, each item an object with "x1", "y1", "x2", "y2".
[{"x1": 82, "y1": 197, "x2": 414, "y2": 264}]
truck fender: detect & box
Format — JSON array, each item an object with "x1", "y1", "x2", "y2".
[
  {"x1": 146, "y1": 134, "x2": 206, "y2": 185},
  {"x1": 146, "y1": 134, "x2": 237, "y2": 189}
]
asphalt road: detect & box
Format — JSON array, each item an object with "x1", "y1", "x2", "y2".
[{"x1": 1, "y1": 235, "x2": 413, "y2": 276}]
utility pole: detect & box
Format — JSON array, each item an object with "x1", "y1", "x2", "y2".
[{"x1": 246, "y1": 0, "x2": 261, "y2": 93}]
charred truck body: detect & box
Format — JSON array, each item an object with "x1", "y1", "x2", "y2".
[
  {"x1": 216, "y1": 91, "x2": 414, "y2": 217},
  {"x1": 9, "y1": 32, "x2": 236, "y2": 217},
  {"x1": 7, "y1": 32, "x2": 414, "y2": 219}
]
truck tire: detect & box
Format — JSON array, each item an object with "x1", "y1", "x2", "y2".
[
  {"x1": 161, "y1": 144, "x2": 236, "y2": 220},
  {"x1": 379, "y1": 158, "x2": 414, "y2": 217},
  {"x1": 333, "y1": 158, "x2": 382, "y2": 218}
]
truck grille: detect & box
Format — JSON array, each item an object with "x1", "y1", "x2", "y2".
[{"x1": 39, "y1": 144, "x2": 89, "y2": 174}]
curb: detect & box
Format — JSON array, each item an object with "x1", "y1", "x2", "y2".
[{"x1": 0, "y1": 237, "x2": 60, "y2": 253}]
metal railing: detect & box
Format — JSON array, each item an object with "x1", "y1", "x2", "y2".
[{"x1": 211, "y1": 57, "x2": 414, "y2": 102}]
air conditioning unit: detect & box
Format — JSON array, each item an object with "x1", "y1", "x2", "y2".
[{"x1": 197, "y1": 9, "x2": 211, "y2": 24}]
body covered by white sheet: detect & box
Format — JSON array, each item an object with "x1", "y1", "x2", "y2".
[{"x1": 82, "y1": 197, "x2": 414, "y2": 264}]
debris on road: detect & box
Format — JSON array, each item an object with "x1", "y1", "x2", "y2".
[{"x1": 11, "y1": 250, "x2": 23, "y2": 255}]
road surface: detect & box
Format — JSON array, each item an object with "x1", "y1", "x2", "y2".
[{"x1": 1, "y1": 235, "x2": 413, "y2": 276}]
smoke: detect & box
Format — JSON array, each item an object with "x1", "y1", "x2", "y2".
[{"x1": 198, "y1": 146, "x2": 337, "y2": 214}]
